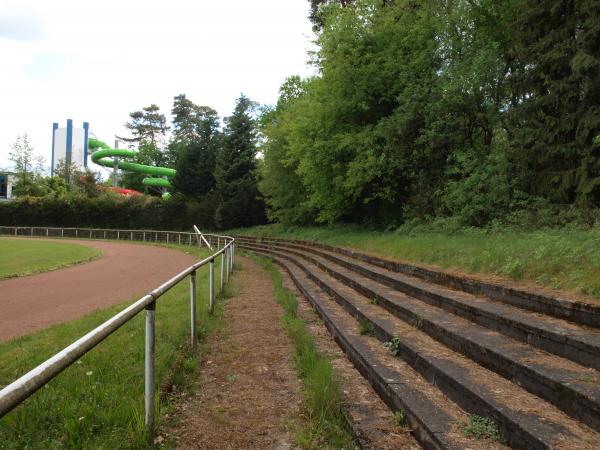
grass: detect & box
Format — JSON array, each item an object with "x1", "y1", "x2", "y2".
[
  {"x1": 358, "y1": 317, "x2": 375, "y2": 336},
  {"x1": 230, "y1": 224, "x2": 600, "y2": 299},
  {"x1": 460, "y1": 414, "x2": 505, "y2": 443},
  {"x1": 392, "y1": 410, "x2": 407, "y2": 427},
  {"x1": 0, "y1": 245, "x2": 227, "y2": 450},
  {"x1": 0, "y1": 237, "x2": 101, "y2": 279},
  {"x1": 253, "y1": 255, "x2": 357, "y2": 450}
]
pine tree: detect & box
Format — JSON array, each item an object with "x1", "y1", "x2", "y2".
[
  {"x1": 170, "y1": 94, "x2": 220, "y2": 197},
  {"x1": 117, "y1": 104, "x2": 169, "y2": 147},
  {"x1": 213, "y1": 94, "x2": 266, "y2": 229},
  {"x1": 505, "y1": 0, "x2": 600, "y2": 204}
]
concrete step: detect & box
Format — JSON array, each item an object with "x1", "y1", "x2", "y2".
[
  {"x1": 242, "y1": 241, "x2": 600, "y2": 431},
  {"x1": 243, "y1": 244, "x2": 600, "y2": 448},
  {"x1": 238, "y1": 236, "x2": 600, "y2": 328},
  {"x1": 245, "y1": 249, "x2": 600, "y2": 448},
  {"x1": 238, "y1": 237, "x2": 600, "y2": 372},
  {"x1": 257, "y1": 250, "x2": 505, "y2": 450}
]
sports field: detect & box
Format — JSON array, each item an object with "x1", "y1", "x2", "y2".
[{"x1": 0, "y1": 238, "x2": 101, "y2": 279}]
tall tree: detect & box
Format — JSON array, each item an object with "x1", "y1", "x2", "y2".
[
  {"x1": 173, "y1": 105, "x2": 221, "y2": 197},
  {"x1": 117, "y1": 104, "x2": 169, "y2": 147},
  {"x1": 213, "y1": 94, "x2": 265, "y2": 229},
  {"x1": 308, "y1": 0, "x2": 352, "y2": 30},
  {"x1": 505, "y1": 0, "x2": 600, "y2": 205},
  {"x1": 8, "y1": 134, "x2": 47, "y2": 196}
]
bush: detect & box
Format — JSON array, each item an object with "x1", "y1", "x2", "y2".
[{"x1": 0, "y1": 193, "x2": 219, "y2": 230}]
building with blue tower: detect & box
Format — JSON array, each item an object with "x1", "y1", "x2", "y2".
[{"x1": 51, "y1": 120, "x2": 89, "y2": 176}]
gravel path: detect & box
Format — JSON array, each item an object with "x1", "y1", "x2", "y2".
[
  {"x1": 162, "y1": 256, "x2": 301, "y2": 449},
  {"x1": 0, "y1": 239, "x2": 197, "y2": 342}
]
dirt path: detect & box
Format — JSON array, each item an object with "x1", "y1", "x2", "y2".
[
  {"x1": 0, "y1": 239, "x2": 197, "y2": 342},
  {"x1": 162, "y1": 256, "x2": 301, "y2": 449}
]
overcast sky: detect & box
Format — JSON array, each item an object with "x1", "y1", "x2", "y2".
[{"x1": 0, "y1": 0, "x2": 316, "y2": 172}]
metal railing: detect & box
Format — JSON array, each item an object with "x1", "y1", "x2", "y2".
[
  {"x1": 0, "y1": 226, "x2": 232, "y2": 250},
  {"x1": 0, "y1": 226, "x2": 236, "y2": 436}
]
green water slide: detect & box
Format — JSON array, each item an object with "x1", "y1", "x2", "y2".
[{"x1": 88, "y1": 138, "x2": 175, "y2": 188}]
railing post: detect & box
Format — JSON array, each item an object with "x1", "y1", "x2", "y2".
[
  {"x1": 190, "y1": 271, "x2": 196, "y2": 345},
  {"x1": 46, "y1": 228, "x2": 49, "y2": 237},
  {"x1": 143, "y1": 231, "x2": 146, "y2": 242},
  {"x1": 209, "y1": 259, "x2": 215, "y2": 315},
  {"x1": 220, "y1": 251, "x2": 225, "y2": 290},
  {"x1": 117, "y1": 231, "x2": 120, "y2": 240},
  {"x1": 225, "y1": 246, "x2": 229, "y2": 283},
  {"x1": 145, "y1": 300, "x2": 156, "y2": 436}
]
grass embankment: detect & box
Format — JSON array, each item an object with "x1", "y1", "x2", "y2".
[
  {"x1": 0, "y1": 238, "x2": 101, "y2": 279},
  {"x1": 234, "y1": 224, "x2": 600, "y2": 298},
  {"x1": 255, "y1": 256, "x2": 356, "y2": 449},
  {"x1": 0, "y1": 245, "x2": 226, "y2": 450}
]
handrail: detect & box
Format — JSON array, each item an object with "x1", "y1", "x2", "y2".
[{"x1": 0, "y1": 226, "x2": 236, "y2": 437}]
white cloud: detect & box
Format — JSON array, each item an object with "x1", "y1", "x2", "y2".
[{"x1": 0, "y1": 0, "x2": 316, "y2": 172}]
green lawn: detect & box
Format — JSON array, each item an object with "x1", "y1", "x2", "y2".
[
  {"x1": 232, "y1": 224, "x2": 600, "y2": 299},
  {"x1": 0, "y1": 245, "x2": 226, "y2": 450},
  {"x1": 0, "y1": 238, "x2": 101, "y2": 279}
]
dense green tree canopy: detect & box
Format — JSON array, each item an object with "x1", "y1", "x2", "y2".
[{"x1": 258, "y1": 0, "x2": 600, "y2": 227}]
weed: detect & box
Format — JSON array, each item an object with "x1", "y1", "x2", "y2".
[
  {"x1": 384, "y1": 335, "x2": 402, "y2": 356},
  {"x1": 413, "y1": 316, "x2": 424, "y2": 329},
  {"x1": 392, "y1": 409, "x2": 408, "y2": 427},
  {"x1": 368, "y1": 298, "x2": 378, "y2": 305},
  {"x1": 358, "y1": 317, "x2": 375, "y2": 336},
  {"x1": 460, "y1": 415, "x2": 505, "y2": 443}
]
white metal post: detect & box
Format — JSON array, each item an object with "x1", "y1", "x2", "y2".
[
  {"x1": 209, "y1": 259, "x2": 215, "y2": 315},
  {"x1": 145, "y1": 301, "x2": 156, "y2": 435},
  {"x1": 190, "y1": 271, "x2": 196, "y2": 345},
  {"x1": 225, "y1": 247, "x2": 229, "y2": 283},
  {"x1": 220, "y1": 251, "x2": 225, "y2": 291}
]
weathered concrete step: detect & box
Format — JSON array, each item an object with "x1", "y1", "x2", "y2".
[
  {"x1": 239, "y1": 238, "x2": 600, "y2": 371},
  {"x1": 238, "y1": 236, "x2": 600, "y2": 328},
  {"x1": 245, "y1": 246, "x2": 600, "y2": 450},
  {"x1": 243, "y1": 243, "x2": 600, "y2": 431},
  {"x1": 256, "y1": 252, "x2": 501, "y2": 450}
]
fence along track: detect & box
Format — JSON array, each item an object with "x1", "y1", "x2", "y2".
[
  {"x1": 239, "y1": 236, "x2": 600, "y2": 450},
  {"x1": 0, "y1": 226, "x2": 236, "y2": 438}
]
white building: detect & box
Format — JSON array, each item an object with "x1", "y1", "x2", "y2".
[
  {"x1": 0, "y1": 172, "x2": 15, "y2": 200},
  {"x1": 51, "y1": 120, "x2": 90, "y2": 175}
]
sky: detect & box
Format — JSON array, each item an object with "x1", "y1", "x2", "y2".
[{"x1": 0, "y1": 0, "x2": 316, "y2": 173}]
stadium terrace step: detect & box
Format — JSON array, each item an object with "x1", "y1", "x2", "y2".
[
  {"x1": 245, "y1": 246, "x2": 600, "y2": 450},
  {"x1": 238, "y1": 236, "x2": 600, "y2": 328},
  {"x1": 259, "y1": 253, "x2": 505, "y2": 450},
  {"x1": 240, "y1": 241, "x2": 600, "y2": 432},
  {"x1": 237, "y1": 237, "x2": 600, "y2": 372}
]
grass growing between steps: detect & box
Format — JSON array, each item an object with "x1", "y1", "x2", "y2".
[
  {"x1": 254, "y1": 256, "x2": 357, "y2": 450},
  {"x1": 232, "y1": 224, "x2": 600, "y2": 298},
  {"x1": 0, "y1": 246, "x2": 227, "y2": 450}
]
